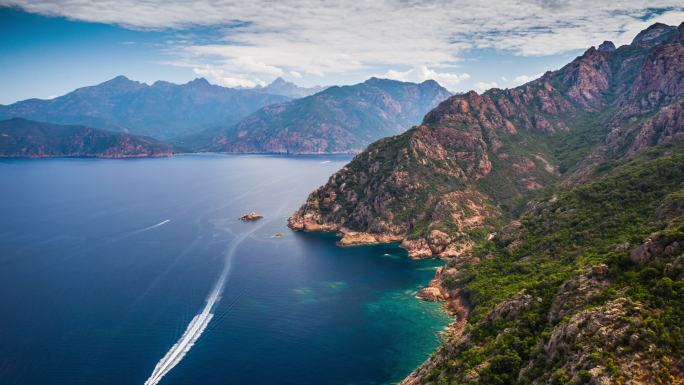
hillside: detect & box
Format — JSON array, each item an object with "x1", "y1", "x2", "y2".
[
  {"x1": 0, "y1": 118, "x2": 173, "y2": 158},
  {"x1": 289, "y1": 22, "x2": 684, "y2": 256},
  {"x1": 198, "y1": 78, "x2": 452, "y2": 154},
  {"x1": 289, "y1": 22, "x2": 684, "y2": 383},
  {"x1": 403, "y1": 141, "x2": 684, "y2": 384},
  {"x1": 0, "y1": 76, "x2": 289, "y2": 140}
]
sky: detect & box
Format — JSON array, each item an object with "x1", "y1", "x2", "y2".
[{"x1": 1, "y1": 1, "x2": 683, "y2": 104}]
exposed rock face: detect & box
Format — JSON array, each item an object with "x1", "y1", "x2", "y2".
[
  {"x1": 547, "y1": 265, "x2": 611, "y2": 324},
  {"x1": 202, "y1": 78, "x2": 452, "y2": 154},
  {"x1": 416, "y1": 267, "x2": 453, "y2": 301},
  {"x1": 483, "y1": 290, "x2": 538, "y2": 324},
  {"x1": 629, "y1": 231, "x2": 682, "y2": 265},
  {"x1": 0, "y1": 118, "x2": 173, "y2": 158},
  {"x1": 290, "y1": 21, "x2": 684, "y2": 259}
]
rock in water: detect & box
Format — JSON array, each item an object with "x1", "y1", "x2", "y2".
[{"x1": 239, "y1": 212, "x2": 263, "y2": 221}]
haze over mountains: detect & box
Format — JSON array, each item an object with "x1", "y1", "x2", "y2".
[
  {"x1": 0, "y1": 118, "x2": 173, "y2": 158},
  {"x1": 253, "y1": 77, "x2": 327, "y2": 99},
  {"x1": 200, "y1": 78, "x2": 452, "y2": 154},
  {"x1": 0, "y1": 76, "x2": 451, "y2": 156},
  {"x1": 0, "y1": 76, "x2": 290, "y2": 140}
]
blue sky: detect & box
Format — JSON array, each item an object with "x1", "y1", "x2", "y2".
[{"x1": 1, "y1": 1, "x2": 683, "y2": 104}]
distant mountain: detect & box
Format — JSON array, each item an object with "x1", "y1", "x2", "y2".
[
  {"x1": 0, "y1": 76, "x2": 290, "y2": 140},
  {"x1": 199, "y1": 78, "x2": 452, "y2": 154},
  {"x1": 255, "y1": 77, "x2": 326, "y2": 98},
  {"x1": 0, "y1": 118, "x2": 173, "y2": 158}
]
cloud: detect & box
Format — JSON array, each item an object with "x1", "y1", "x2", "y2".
[
  {"x1": 511, "y1": 72, "x2": 545, "y2": 86},
  {"x1": 380, "y1": 66, "x2": 470, "y2": 90},
  {"x1": 474, "y1": 81, "x2": 498, "y2": 92},
  {"x1": 3, "y1": 0, "x2": 683, "y2": 83},
  {"x1": 192, "y1": 66, "x2": 262, "y2": 88},
  {"x1": 289, "y1": 71, "x2": 302, "y2": 79}
]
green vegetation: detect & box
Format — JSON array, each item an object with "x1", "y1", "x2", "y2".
[{"x1": 423, "y1": 141, "x2": 684, "y2": 384}]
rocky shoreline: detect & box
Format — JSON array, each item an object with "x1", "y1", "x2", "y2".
[
  {"x1": 287, "y1": 215, "x2": 474, "y2": 259},
  {"x1": 287, "y1": 212, "x2": 475, "y2": 384}
]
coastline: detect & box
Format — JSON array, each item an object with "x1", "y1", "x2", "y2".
[{"x1": 286, "y1": 219, "x2": 473, "y2": 384}]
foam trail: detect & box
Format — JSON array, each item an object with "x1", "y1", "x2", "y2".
[
  {"x1": 142, "y1": 223, "x2": 261, "y2": 385},
  {"x1": 319, "y1": 160, "x2": 331, "y2": 164},
  {"x1": 135, "y1": 219, "x2": 171, "y2": 234}
]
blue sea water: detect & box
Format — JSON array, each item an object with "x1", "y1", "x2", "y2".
[{"x1": 0, "y1": 155, "x2": 450, "y2": 385}]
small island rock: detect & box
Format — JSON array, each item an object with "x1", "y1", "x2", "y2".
[{"x1": 239, "y1": 212, "x2": 263, "y2": 221}]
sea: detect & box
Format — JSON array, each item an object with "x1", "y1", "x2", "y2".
[{"x1": 0, "y1": 154, "x2": 450, "y2": 385}]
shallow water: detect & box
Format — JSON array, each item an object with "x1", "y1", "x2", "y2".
[{"x1": 0, "y1": 154, "x2": 450, "y2": 385}]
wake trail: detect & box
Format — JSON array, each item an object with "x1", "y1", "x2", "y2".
[
  {"x1": 134, "y1": 219, "x2": 171, "y2": 234},
  {"x1": 108, "y1": 219, "x2": 172, "y2": 243},
  {"x1": 142, "y1": 217, "x2": 272, "y2": 385}
]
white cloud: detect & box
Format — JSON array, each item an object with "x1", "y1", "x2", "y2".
[
  {"x1": 474, "y1": 81, "x2": 498, "y2": 92},
  {"x1": 289, "y1": 71, "x2": 302, "y2": 79},
  {"x1": 511, "y1": 72, "x2": 545, "y2": 86},
  {"x1": 380, "y1": 65, "x2": 470, "y2": 90},
  {"x1": 192, "y1": 66, "x2": 263, "y2": 88},
  {"x1": 3, "y1": 0, "x2": 683, "y2": 83}
]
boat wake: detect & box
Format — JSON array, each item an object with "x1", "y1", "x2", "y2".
[
  {"x1": 142, "y1": 219, "x2": 267, "y2": 385},
  {"x1": 135, "y1": 219, "x2": 171, "y2": 234}
]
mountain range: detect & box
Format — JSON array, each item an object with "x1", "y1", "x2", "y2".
[
  {"x1": 198, "y1": 77, "x2": 452, "y2": 153},
  {"x1": 289, "y1": 21, "x2": 684, "y2": 384},
  {"x1": 1, "y1": 76, "x2": 451, "y2": 155},
  {"x1": 0, "y1": 76, "x2": 290, "y2": 140},
  {"x1": 0, "y1": 118, "x2": 173, "y2": 158}
]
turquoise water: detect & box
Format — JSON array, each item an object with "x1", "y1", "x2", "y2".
[{"x1": 0, "y1": 155, "x2": 450, "y2": 385}]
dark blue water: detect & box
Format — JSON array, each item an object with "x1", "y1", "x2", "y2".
[{"x1": 0, "y1": 155, "x2": 449, "y2": 385}]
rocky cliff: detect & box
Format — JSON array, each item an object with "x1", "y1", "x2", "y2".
[
  {"x1": 0, "y1": 118, "x2": 174, "y2": 158},
  {"x1": 290, "y1": 22, "x2": 684, "y2": 384},
  {"x1": 289, "y1": 22, "x2": 684, "y2": 258},
  {"x1": 200, "y1": 78, "x2": 452, "y2": 154}
]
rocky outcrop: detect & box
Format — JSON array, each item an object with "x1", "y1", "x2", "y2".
[
  {"x1": 416, "y1": 267, "x2": 454, "y2": 301},
  {"x1": 483, "y1": 290, "x2": 539, "y2": 324},
  {"x1": 518, "y1": 297, "x2": 680, "y2": 385},
  {"x1": 547, "y1": 264, "x2": 611, "y2": 324},
  {"x1": 239, "y1": 212, "x2": 263, "y2": 221},
  {"x1": 629, "y1": 231, "x2": 683, "y2": 265}
]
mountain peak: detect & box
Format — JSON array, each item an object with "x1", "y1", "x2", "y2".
[
  {"x1": 632, "y1": 22, "x2": 676, "y2": 46},
  {"x1": 187, "y1": 77, "x2": 210, "y2": 86},
  {"x1": 259, "y1": 77, "x2": 324, "y2": 98},
  {"x1": 101, "y1": 75, "x2": 135, "y2": 86},
  {"x1": 269, "y1": 77, "x2": 289, "y2": 86},
  {"x1": 598, "y1": 40, "x2": 616, "y2": 53},
  {"x1": 92, "y1": 75, "x2": 146, "y2": 93},
  {"x1": 419, "y1": 79, "x2": 441, "y2": 88}
]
